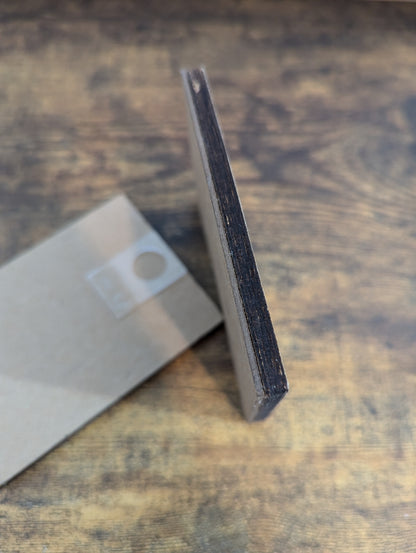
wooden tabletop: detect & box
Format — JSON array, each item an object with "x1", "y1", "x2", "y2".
[{"x1": 1, "y1": 1, "x2": 416, "y2": 551}]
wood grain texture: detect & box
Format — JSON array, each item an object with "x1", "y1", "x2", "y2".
[
  {"x1": 1, "y1": 1, "x2": 416, "y2": 552},
  {"x1": 182, "y1": 68, "x2": 288, "y2": 421}
]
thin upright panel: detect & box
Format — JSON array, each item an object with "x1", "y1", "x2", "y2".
[{"x1": 182, "y1": 68, "x2": 288, "y2": 421}]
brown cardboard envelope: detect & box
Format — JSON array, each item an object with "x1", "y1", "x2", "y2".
[{"x1": 0, "y1": 195, "x2": 222, "y2": 485}]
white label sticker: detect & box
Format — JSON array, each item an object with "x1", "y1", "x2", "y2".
[{"x1": 86, "y1": 231, "x2": 187, "y2": 319}]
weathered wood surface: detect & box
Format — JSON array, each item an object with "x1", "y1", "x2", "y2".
[{"x1": 1, "y1": 1, "x2": 416, "y2": 551}]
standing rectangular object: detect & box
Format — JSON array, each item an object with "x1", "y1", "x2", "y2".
[{"x1": 181, "y1": 68, "x2": 288, "y2": 421}]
